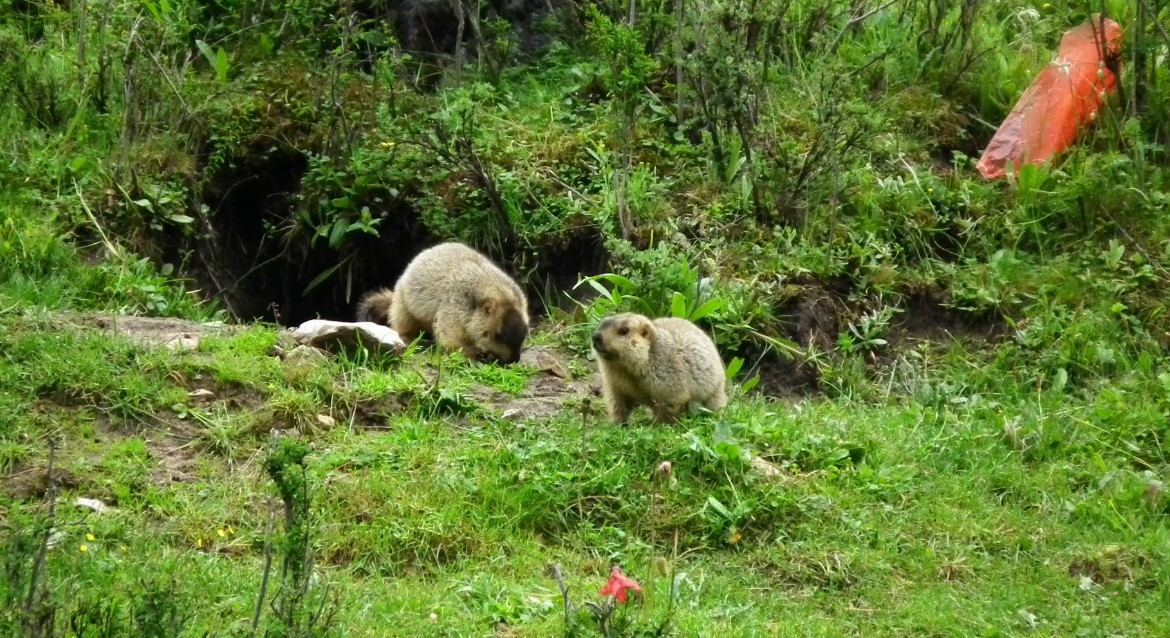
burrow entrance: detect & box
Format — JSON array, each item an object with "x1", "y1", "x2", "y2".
[
  {"x1": 186, "y1": 146, "x2": 610, "y2": 327},
  {"x1": 172, "y1": 147, "x2": 1004, "y2": 400}
]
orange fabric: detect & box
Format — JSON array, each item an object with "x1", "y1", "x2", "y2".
[{"x1": 976, "y1": 16, "x2": 1123, "y2": 179}]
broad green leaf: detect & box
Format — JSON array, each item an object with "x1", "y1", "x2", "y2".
[
  {"x1": 328, "y1": 217, "x2": 350, "y2": 249},
  {"x1": 689, "y1": 298, "x2": 726, "y2": 322}
]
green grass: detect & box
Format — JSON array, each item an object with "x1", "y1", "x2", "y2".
[
  {"x1": 1, "y1": 269, "x2": 1168, "y2": 635},
  {"x1": 3, "y1": 0, "x2": 1170, "y2": 635}
]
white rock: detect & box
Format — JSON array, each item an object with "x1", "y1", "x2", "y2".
[
  {"x1": 74, "y1": 497, "x2": 109, "y2": 513},
  {"x1": 750, "y1": 456, "x2": 782, "y2": 479},
  {"x1": 164, "y1": 335, "x2": 201, "y2": 351},
  {"x1": 188, "y1": 389, "x2": 216, "y2": 402},
  {"x1": 290, "y1": 320, "x2": 406, "y2": 355}
]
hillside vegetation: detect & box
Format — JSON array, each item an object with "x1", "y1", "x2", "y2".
[{"x1": 2, "y1": 0, "x2": 1169, "y2": 636}]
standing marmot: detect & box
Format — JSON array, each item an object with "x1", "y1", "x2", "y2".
[
  {"x1": 591, "y1": 313, "x2": 727, "y2": 423},
  {"x1": 355, "y1": 242, "x2": 529, "y2": 364}
]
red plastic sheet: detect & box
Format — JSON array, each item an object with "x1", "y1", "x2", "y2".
[{"x1": 976, "y1": 16, "x2": 1123, "y2": 180}]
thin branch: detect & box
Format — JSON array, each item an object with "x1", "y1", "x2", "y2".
[{"x1": 830, "y1": 0, "x2": 901, "y2": 52}]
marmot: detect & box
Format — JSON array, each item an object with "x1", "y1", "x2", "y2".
[
  {"x1": 591, "y1": 313, "x2": 727, "y2": 423},
  {"x1": 355, "y1": 242, "x2": 529, "y2": 364}
]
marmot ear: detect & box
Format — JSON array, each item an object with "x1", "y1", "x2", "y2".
[
  {"x1": 481, "y1": 299, "x2": 495, "y2": 314},
  {"x1": 641, "y1": 325, "x2": 650, "y2": 338}
]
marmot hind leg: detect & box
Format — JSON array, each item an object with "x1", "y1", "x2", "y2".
[{"x1": 389, "y1": 294, "x2": 426, "y2": 345}]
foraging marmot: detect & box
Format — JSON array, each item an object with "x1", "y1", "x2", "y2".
[
  {"x1": 355, "y1": 242, "x2": 529, "y2": 364},
  {"x1": 591, "y1": 313, "x2": 727, "y2": 423}
]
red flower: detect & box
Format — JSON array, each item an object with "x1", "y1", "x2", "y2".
[{"x1": 598, "y1": 566, "x2": 643, "y2": 604}]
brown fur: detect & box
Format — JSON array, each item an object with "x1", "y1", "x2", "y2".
[
  {"x1": 591, "y1": 313, "x2": 727, "y2": 423},
  {"x1": 355, "y1": 289, "x2": 395, "y2": 327},
  {"x1": 354, "y1": 242, "x2": 529, "y2": 363}
]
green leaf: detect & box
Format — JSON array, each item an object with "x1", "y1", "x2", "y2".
[
  {"x1": 195, "y1": 39, "x2": 216, "y2": 69},
  {"x1": 689, "y1": 297, "x2": 726, "y2": 322},
  {"x1": 586, "y1": 278, "x2": 615, "y2": 303},
  {"x1": 168, "y1": 214, "x2": 194, "y2": 224},
  {"x1": 725, "y1": 356, "x2": 744, "y2": 380},
  {"x1": 593, "y1": 273, "x2": 635, "y2": 291},
  {"x1": 331, "y1": 197, "x2": 351, "y2": 209},
  {"x1": 328, "y1": 217, "x2": 350, "y2": 249},
  {"x1": 303, "y1": 261, "x2": 345, "y2": 296},
  {"x1": 670, "y1": 292, "x2": 686, "y2": 318},
  {"x1": 740, "y1": 375, "x2": 760, "y2": 394},
  {"x1": 706, "y1": 496, "x2": 732, "y2": 520},
  {"x1": 215, "y1": 47, "x2": 229, "y2": 82},
  {"x1": 1051, "y1": 368, "x2": 1068, "y2": 394},
  {"x1": 133, "y1": 198, "x2": 153, "y2": 210}
]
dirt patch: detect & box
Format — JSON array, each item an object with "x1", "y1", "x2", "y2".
[
  {"x1": 94, "y1": 409, "x2": 208, "y2": 487},
  {"x1": 182, "y1": 378, "x2": 268, "y2": 412},
  {"x1": 1068, "y1": 546, "x2": 1150, "y2": 587},
  {"x1": 742, "y1": 287, "x2": 845, "y2": 397},
  {"x1": 352, "y1": 393, "x2": 412, "y2": 429},
  {"x1": 469, "y1": 347, "x2": 597, "y2": 422},
  {"x1": 59, "y1": 312, "x2": 237, "y2": 350},
  {"x1": 891, "y1": 290, "x2": 1005, "y2": 344},
  {"x1": 0, "y1": 466, "x2": 81, "y2": 501}
]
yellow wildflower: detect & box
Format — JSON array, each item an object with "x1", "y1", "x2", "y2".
[
  {"x1": 197, "y1": 538, "x2": 204, "y2": 548},
  {"x1": 86, "y1": 533, "x2": 95, "y2": 541},
  {"x1": 228, "y1": 525, "x2": 236, "y2": 536},
  {"x1": 80, "y1": 545, "x2": 88, "y2": 552},
  {"x1": 217, "y1": 529, "x2": 226, "y2": 537}
]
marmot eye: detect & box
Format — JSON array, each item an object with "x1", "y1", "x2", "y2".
[{"x1": 618, "y1": 326, "x2": 629, "y2": 336}]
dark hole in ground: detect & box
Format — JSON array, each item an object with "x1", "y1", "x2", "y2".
[
  {"x1": 188, "y1": 145, "x2": 609, "y2": 327},
  {"x1": 741, "y1": 290, "x2": 842, "y2": 397},
  {"x1": 197, "y1": 150, "x2": 435, "y2": 325},
  {"x1": 892, "y1": 290, "x2": 1005, "y2": 343},
  {"x1": 524, "y1": 230, "x2": 611, "y2": 321},
  {"x1": 193, "y1": 145, "x2": 309, "y2": 322},
  {"x1": 738, "y1": 286, "x2": 1007, "y2": 398}
]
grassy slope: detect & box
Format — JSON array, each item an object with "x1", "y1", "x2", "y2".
[
  {"x1": 3, "y1": 0, "x2": 1170, "y2": 636},
  {"x1": 2, "y1": 211, "x2": 1169, "y2": 636}
]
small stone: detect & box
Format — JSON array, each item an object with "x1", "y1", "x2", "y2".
[
  {"x1": 285, "y1": 345, "x2": 329, "y2": 367},
  {"x1": 501, "y1": 408, "x2": 524, "y2": 420},
  {"x1": 268, "y1": 344, "x2": 286, "y2": 359},
  {"x1": 316, "y1": 414, "x2": 337, "y2": 429},
  {"x1": 74, "y1": 497, "x2": 109, "y2": 513},
  {"x1": 519, "y1": 347, "x2": 568, "y2": 378},
  {"x1": 188, "y1": 389, "x2": 216, "y2": 402},
  {"x1": 164, "y1": 335, "x2": 200, "y2": 351},
  {"x1": 46, "y1": 530, "x2": 64, "y2": 550},
  {"x1": 750, "y1": 456, "x2": 782, "y2": 479}
]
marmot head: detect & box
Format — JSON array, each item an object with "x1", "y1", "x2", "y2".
[
  {"x1": 592, "y1": 313, "x2": 654, "y2": 370},
  {"x1": 473, "y1": 297, "x2": 528, "y2": 364}
]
